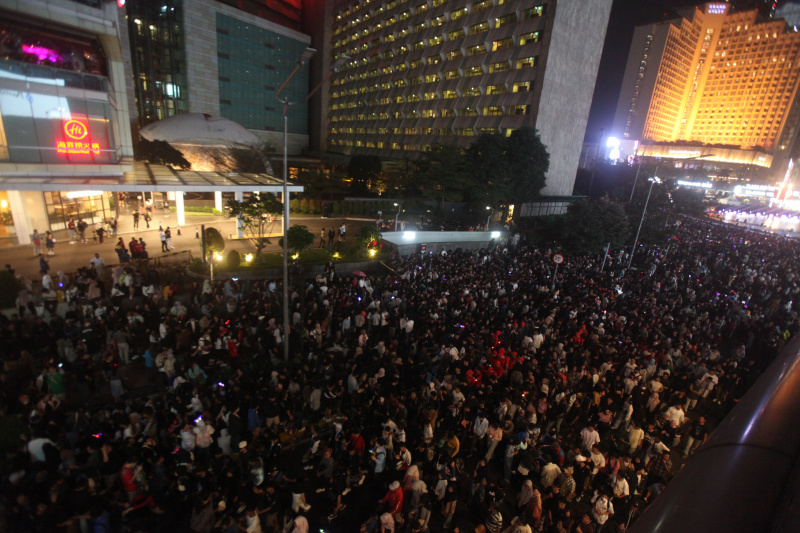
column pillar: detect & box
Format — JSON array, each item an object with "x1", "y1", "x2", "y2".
[
  {"x1": 7, "y1": 191, "x2": 31, "y2": 245},
  {"x1": 235, "y1": 190, "x2": 244, "y2": 238},
  {"x1": 214, "y1": 191, "x2": 223, "y2": 212},
  {"x1": 175, "y1": 191, "x2": 186, "y2": 227}
]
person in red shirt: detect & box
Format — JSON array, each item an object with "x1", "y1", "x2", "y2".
[{"x1": 379, "y1": 480, "x2": 404, "y2": 516}]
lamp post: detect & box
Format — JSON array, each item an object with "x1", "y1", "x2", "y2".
[
  {"x1": 628, "y1": 176, "x2": 661, "y2": 270},
  {"x1": 394, "y1": 202, "x2": 402, "y2": 231},
  {"x1": 486, "y1": 206, "x2": 493, "y2": 230},
  {"x1": 275, "y1": 48, "x2": 348, "y2": 362}
]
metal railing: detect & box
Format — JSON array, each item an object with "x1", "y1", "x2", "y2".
[{"x1": 629, "y1": 334, "x2": 800, "y2": 533}]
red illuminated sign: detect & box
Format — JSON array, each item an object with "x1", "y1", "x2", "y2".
[
  {"x1": 57, "y1": 119, "x2": 100, "y2": 156},
  {"x1": 64, "y1": 120, "x2": 88, "y2": 140}
]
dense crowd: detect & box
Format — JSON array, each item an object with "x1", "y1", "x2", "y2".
[{"x1": 1, "y1": 215, "x2": 798, "y2": 533}]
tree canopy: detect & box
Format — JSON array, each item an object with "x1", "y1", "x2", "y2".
[
  {"x1": 354, "y1": 225, "x2": 382, "y2": 249},
  {"x1": 279, "y1": 224, "x2": 316, "y2": 255},
  {"x1": 135, "y1": 137, "x2": 190, "y2": 170},
  {"x1": 464, "y1": 127, "x2": 549, "y2": 218},
  {"x1": 204, "y1": 227, "x2": 225, "y2": 255},
  {"x1": 210, "y1": 142, "x2": 275, "y2": 174},
  {"x1": 227, "y1": 194, "x2": 283, "y2": 255},
  {"x1": 347, "y1": 155, "x2": 382, "y2": 194},
  {"x1": 412, "y1": 143, "x2": 474, "y2": 204},
  {"x1": 556, "y1": 198, "x2": 630, "y2": 253}
]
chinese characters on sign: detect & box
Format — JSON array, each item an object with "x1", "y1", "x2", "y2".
[{"x1": 56, "y1": 119, "x2": 100, "y2": 156}]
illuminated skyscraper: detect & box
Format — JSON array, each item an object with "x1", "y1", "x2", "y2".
[
  {"x1": 325, "y1": 0, "x2": 613, "y2": 196},
  {"x1": 612, "y1": 1, "x2": 800, "y2": 169}
]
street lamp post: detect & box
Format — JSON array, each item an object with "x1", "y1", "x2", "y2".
[
  {"x1": 628, "y1": 176, "x2": 661, "y2": 270},
  {"x1": 394, "y1": 202, "x2": 402, "y2": 231},
  {"x1": 486, "y1": 206, "x2": 493, "y2": 230},
  {"x1": 275, "y1": 48, "x2": 348, "y2": 361}
]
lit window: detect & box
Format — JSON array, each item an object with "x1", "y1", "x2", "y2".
[
  {"x1": 489, "y1": 61, "x2": 509, "y2": 73},
  {"x1": 449, "y1": 29, "x2": 466, "y2": 40},
  {"x1": 487, "y1": 84, "x2": 507, "y2": 95},
  {"x1": 463, "y1": 87, "x2": 481, "y2": 96},
  {"x1": 470, "y1": 22, "x2": 490, "y2": 35},
  {"x1": 446, "y1": 50, "x2": 463, "y2": 61},
  {"x1": 461, "y1": 107, "x2": 478, "y2": 116},
  {"x1": 516, "y1": 57, "x2": 536, "y2": 69},
  {"x1": 428, "y1": 54, "x2": 441, "y2": 64},
  {"x1": 513, "y1": 81, "x2": 531, "y2": 93},
  {"x1": 495, "y1": 14, "x2": 516, "y2": 28},
  {"x1": 466, "y1": 66, "x2": 483, "y2": 76},
  {"x1": 443, "y1": 90, "x2": 458, "y2": 99},
  {"x1": 519, "y1": 32, "x2": 540, "y2": 45},
  {"x1": 451, "y1": 8, "x2": 468, "y2": 21},
  {"x1": 468, "y1": 45, "x2": 486, "y2": 56},
  {"x1": 492, "y1": 38, "x2": 514, "y2": 51},
  {"x1": 523, "y1": 5, "x2": 545, "y2": 19},
  {"x1": 483, "y1": 106, "x2": 503, "y2": 116}
]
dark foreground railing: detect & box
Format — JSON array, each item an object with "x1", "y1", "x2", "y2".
[{"x1": 630, "y1": 334, "x2": 800, "y2": 533}]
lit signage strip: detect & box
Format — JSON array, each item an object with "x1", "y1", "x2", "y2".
[{"x1": 677, "y1": 180, "x2": 713, "y2": 189}]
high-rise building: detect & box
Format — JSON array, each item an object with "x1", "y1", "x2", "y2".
[
  {"x1": 324, "y1": 0, "x2": 612, "y2": 196},
  {"x1": 611, "y1": 2, "x2": 800, "y2": 169},
  {"x1": 124, "y1": 0, "x2": 312, "y2": 154},
  {"x1": 0, "y1": 0, "x2": 135, "y2": 242}
]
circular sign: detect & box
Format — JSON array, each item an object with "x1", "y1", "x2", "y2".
[
  {"x1": 552, "y1": 253, "x2": 565, "y2": 265},
  {"x1": 64, "y1": 120, "x2": 89, "y2": 140}
]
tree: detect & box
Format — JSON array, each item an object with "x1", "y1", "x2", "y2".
[
  {"x1": 505, "y1": 127, "x2": 549, "y2": 203},
  {"x1": 278, "y1": 224, "x2": 315, "y2": 255},
  {"x1": 348, "y1": 154, "x2": 382, "y2": 194},
  {"x1": 209, "y1": 142, "x2": 275, "y2": 174},
  {"x1": 556, "y1": 198, "x2": 630, "y2": 253},
  {"x1": 297, "y1": 165, "x2": 348, "y2": 199},
  {"x1": 465, "y1": 132, "x2": 509, "y2": 208},
  {"x1": 412, "y1": 143, "x2": 474, "y2": 208},
  {"x1": 204, "y1": 227, "x2": 225, "y2": 281},
  {"x1": 354, "y1": 225, "x2": 383, "y2": 249},
  {"x1": 464, "y1": 127, "x2": 549, "y2": 220},
  {"x1": 227, "y1": 194, "x2": 283, "y2": 256},
  {"x1": 135, "y1": 137, "x2": 190, "y2": 169}
]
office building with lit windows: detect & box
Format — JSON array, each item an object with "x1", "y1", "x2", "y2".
[
  {"x1": 326, "y1": 0, "x2": 612, "y2": 196},
  {"x1": 611, "y1": 2, "x2": 800, "y2": 170}
]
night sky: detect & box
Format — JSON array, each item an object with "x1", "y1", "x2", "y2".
[{"x1": 584, "y1": 0, "x2": 732, "y2": 143}]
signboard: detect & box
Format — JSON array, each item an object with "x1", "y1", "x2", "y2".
[
  {"x1": 56, "y1": 119, "x2": 100, "y2": 157},
  {"x1": 552, "y1": 253, "x2": 564, "y2": 265}
]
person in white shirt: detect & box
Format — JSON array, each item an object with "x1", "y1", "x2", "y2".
[
  {"x1": 592, "y1": 494, "x2": 614, "y2": 525},
  {"x1": 541, "y1": 461, "x2": 562, "y2": 488},
  {"x1": 664, "y1": 404, "x2": 686, "y2": 427},
  {"x1": 580, "y1": 425, "x2": 601, "y2": 453}
]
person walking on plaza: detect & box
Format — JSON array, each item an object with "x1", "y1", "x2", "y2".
[
  {"x1": 160, "y1": 228, "x2": 168, "y2": 252},
  {"x1": 165, "y1": 227, "x2": 174, "y2": 250},
  {"x1": 95, "y1": 221, "x2": 105, "y2": 244},
  {"x1": 38, "y1": 253, "x2": 49, "y2": 275},
  {"x1": 68, "y1": 217, "x2": 76, "y2": 244},
  {"x1": 32, "y1": 229, "x2": 42, "y2": 256},
  {"x1": 110, "y1": 218, "x2": 118, "y2": 237},
  {"x1": 77, "y1": 219, "x2": 88, "y2": 243},
  {"x1": 145, "y1": 211, "x2": 151, "y2": 229},
  {"x1": 319, "y1": 227, "x2": 326, "y2": 248},
  {"x1": 45, "y1": 231, "x2": 56, "y2": 255},
  {"x1": 133, "y1": 211, "x2": 139, "y2": 229}
]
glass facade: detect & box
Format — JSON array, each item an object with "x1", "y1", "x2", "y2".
[
  {"x1": 0, "y1": 62, "x2": 118, "y2": 164},
  {"x1": 43, "y1": 192, "x2": 115, "y2": 232},
  {"x1": 127, "y1": 0, "x2": 188, "y2": 127},
  {"x1": 216, "y1": 13, "x2": 310, "y2": 134}
]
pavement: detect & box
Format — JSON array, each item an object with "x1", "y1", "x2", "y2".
[{"x1": 0, "y1": 208, "x2": 375, "y2": 281}]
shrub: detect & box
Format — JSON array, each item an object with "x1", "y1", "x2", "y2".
[
  {"x1": 332, "y1": 202, "x2": 341, "y2": 215},
  {"x1": 169, "y1": 206, "x2": 222, "y2": 215},
  {"x1": 290, "y1": 198, "x2": 301, "y2": 213},
  {"x1": 300, "y1": 198, "x2": 311, "y2": 213},
  {"x1": 226, "y1": 249, "x2": 241, "y2": 269}
]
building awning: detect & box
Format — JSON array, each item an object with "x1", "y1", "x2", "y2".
[{"x1": 0, "y1": 162, "x2": 303, "y2": 193}]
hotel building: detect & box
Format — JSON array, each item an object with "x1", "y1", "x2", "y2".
[
  {"x1": 325, "y1": 0, "x2": 613, "y2": 196},
  {"x1": 611, "y1": 2, "x2": 800, "y2": 170}
]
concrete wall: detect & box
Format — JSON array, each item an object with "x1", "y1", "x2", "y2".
[{"x1": 535, "y1": 0, "x2": 613, "y2": 196}]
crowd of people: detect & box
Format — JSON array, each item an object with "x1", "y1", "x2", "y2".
[{"x1": 1, "y1": 215, "x2": 798, "y2": 533}]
